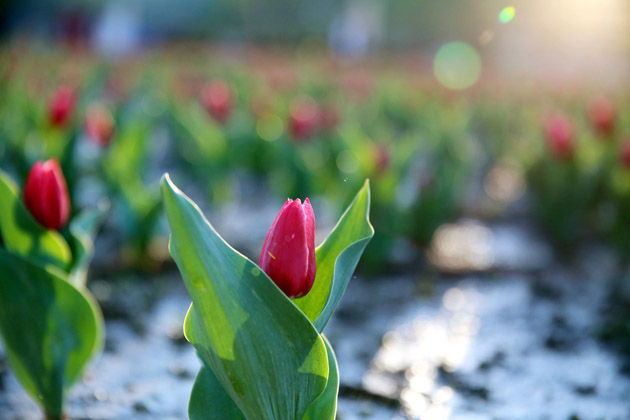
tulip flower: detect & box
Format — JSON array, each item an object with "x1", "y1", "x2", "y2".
[
  {"x1": 317, "y1": 104, "x2": 340, "y2": 135},
  {"x1": 587, "y1": 96, "x2": 616, "y2": 137},
  {"x1": 544, "y1": 113, "x2": 574, "y2": 160},
  {"x1": 85, "y1": 103, "x2": 115, "y2": 147},
  {"x1": 49, "y1": 85, "x2": 76, "y2": 128},
  {"x1": 288, "y1": 97, "x2": 318, "y2": 142},
  {"x1": 259, "y1": 198, "x2": 316, "y2": 298},
  {"x1": 201, "y1": 79, "x2": 232, "y2": 124},
  {"x1": 23, "y1": 159, "x2": 70, "y2": 230}
]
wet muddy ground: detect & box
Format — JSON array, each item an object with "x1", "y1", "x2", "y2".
[{"x1": 1, "y1": 220, "x2": 630, "y2": 420}]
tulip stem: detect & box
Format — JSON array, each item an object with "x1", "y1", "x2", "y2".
[{"x1": 45, "y1": 411, "x2": 67, "y2": 420}]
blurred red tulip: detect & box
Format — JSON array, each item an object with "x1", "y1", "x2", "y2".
[
  {"x1": 317, "y1": 104, "x2": 341, "y2": 135},
  {"x1": 49, "y1": 85, "x2": 76, "y2": 128},
  {"x1": 545, "y1": 113, "x2": 574, "y2": 159},
  {"x1": 85, "y1": 103, "x2": 115, "y2": 147},
  {"x1": 201, "y1": 79, "x2": 233, "y2": 124},
  {"x1": 621, "y1": 141, "x2": 630, "y2": 170},
  {"x1": 373, "y1": 144, "x2": 390, "y2": 175},
  {"x1": 289, "y1": 97, "x2": 318, "y2": 141},
  {"x1": 587, "y1": 96, "x2": 616, "y2": 137},
  {"x1": 23, "y1": 159, "x2": 70, "y2": 230},
  {"x1": 259, "y1": 198, "x2": 316, "y2": 298}
]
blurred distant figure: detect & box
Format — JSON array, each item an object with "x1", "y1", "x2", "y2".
[
  {"x1": 328, "y1": 1, "x2": 384, "y2": 59},
  {"x1": 60, "y1": 8, "x2": 90, "y2": 50},
  {"x1": 93, "y1": 2, "x2": 141, "y2": 58}
]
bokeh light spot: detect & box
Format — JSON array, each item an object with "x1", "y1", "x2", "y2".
[
  {"x1": 499, "y1": 6, "x2": 515, "y2": 23},
  {"x1": 433, "y1": 42, "x2": 482, "y2": 90},
  {"x1": 478, "y1": 29, "x2": 495, "y2": 46},
  {"x1": 256, "y1": 114, "x2": 283, "y2": 141},
  {"x1": 337, "y1": 150, "x2": 359, "y2": 174}
]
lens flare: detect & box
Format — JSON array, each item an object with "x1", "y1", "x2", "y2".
[
  {"x1": 499, "y1": 6, "x2": 515, "y2": 23},
  {"x1": 433, "y1": 42, "x2": 482, "y2": 90}
]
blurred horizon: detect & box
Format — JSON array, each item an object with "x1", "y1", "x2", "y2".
[{"x1": 2, "y1": 0, "x2": 629, "y2": 88}]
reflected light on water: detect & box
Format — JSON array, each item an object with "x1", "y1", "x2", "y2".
[
  {"x1": 484, "y1": 162, "x2": 525, "y2": 203},
  {"x1": 429, "y1": 221, "x2": 493, "y2": 272},
  {"x1": 365, "y1": 285, "x2": 481, "y2": 419}
]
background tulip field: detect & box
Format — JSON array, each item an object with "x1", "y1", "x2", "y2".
[{"x1": 2, "y1": 1, "x2": 630, "y2": 419}]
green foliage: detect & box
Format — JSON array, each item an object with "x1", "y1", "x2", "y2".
[
  {"x1": 0, "y1": 250, "x2": 103, "y2": 418},
  {"x1": 67, "y1": 203, "x2": 108, "y2": 286},
  {"x1": 0, "y1": 170, "x2": 104, "y2": 418},
  {"x1": 162, "y1": 175, "x2": 373, "y2": 420}
]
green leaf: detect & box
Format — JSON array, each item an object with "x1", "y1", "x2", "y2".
[
  {"x1": 68, "y1": 202, "x2": 108, "y2": 286},
  {"x1": 0, "y1": 249, "x2": 104, "y2": 417},
  {"x1": 0, "y1": 170, "x2": 72, "y2": 270},
  {"x1": 161, "y1": 174, "x2": 329, "y2": 420},
  {"x1": 103, "y1": 122, "x2": 150, "y2": 185},
  {"x1": 188, "y1": 335, "x2": 339, "y2": 420},
  {"x1": 189, "y1": 361, "x2": 247, "y2": 420},
  {"x1": 294, "y1": 180, "x2": 374, "y2": 332},
  {"x1": 302, "y1": 336, "x2": 339, "y2": 420}
]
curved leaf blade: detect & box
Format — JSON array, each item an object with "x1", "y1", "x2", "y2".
[
  {"x1": 68, "y1": 202, "x2": 108, "y2": 286},
  {"x1": 188, "y1": 335, "x2": 339, "y2": 420},
  {"x1": 189, "y1": 360, "x2": 247, "y2": 420},
  {"x1": 294, "y1": 180, "x2": 374, "y2": 332},
  {"x1": 0, "y1": 170, "x2": 72, "y2": 270},
  {"x1": 0, "y1": 250, "x2": 104, "y2": 417},
  {"x1": 161, "y1": 174, "x2": 328, "y2": 420},
  {"x1": 302, "y1": 335, "x2": 339, "y2": 420}
]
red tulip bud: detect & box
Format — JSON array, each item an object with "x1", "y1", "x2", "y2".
[
  {"x1": 545, "y1": 113, "x2": 574, "y2": 160},
  {"x1": 621, "y1": 141, "x2": 630, "y2": 170},
  {"x1": 23, "y1": 159, "x2": 71, "y2": 230},
  {"x1": 49, "y1": 85, "x2": 76, "y2": 128},
  {"x1": 201, "y1": 79, "x2": 233, "y2": 124},
  {"x1": 588, "y1": 96, "x2": 616, "y2": 137},
  {"x1": 259, "y1": 198, "x2": 316, "y2": 298},
  {"x1": 289, "y1": 97, "x2": 318, "y2": 142},
  {"x1": 85, "y1": 103, "x2": 115, "y2": 147}
]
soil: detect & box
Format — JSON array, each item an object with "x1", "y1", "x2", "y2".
[{"x1": 1, "y1": 220, "x2": 629, "y2": 420}]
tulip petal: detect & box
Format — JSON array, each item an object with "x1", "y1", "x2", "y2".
[{"x1": 263, "y1": 199, "x2": 309, "y2": 297}]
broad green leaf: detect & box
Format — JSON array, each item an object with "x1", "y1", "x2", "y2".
[
  {"x1": 0, "y1": 170, "x2": 72, "y2": 270},
  {"x1": 302, "y1": 336, "x2": 339, "y2": 420},
  {"x1": 68, "y1": 202, "x2": 108, "y2": 286},
  {"x1": 161, "y1": 174, "x2": 328, "y2": 420},
  {"x1": 188, "y1": 335, "x2": 338, "y2": 420},
  {"x1": 189, "y1": 361, "x2": 247, "y2": 420},
  {"x1": 0, "y1": 250, "x2": 104, "y2": 417},
  {"x1": 294, "y1": 180, "x2": 374, "y2": 332}
]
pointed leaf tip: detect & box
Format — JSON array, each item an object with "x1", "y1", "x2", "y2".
[{"x1": 294, "y1": 180, "x2": 374, "y2": 331}]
